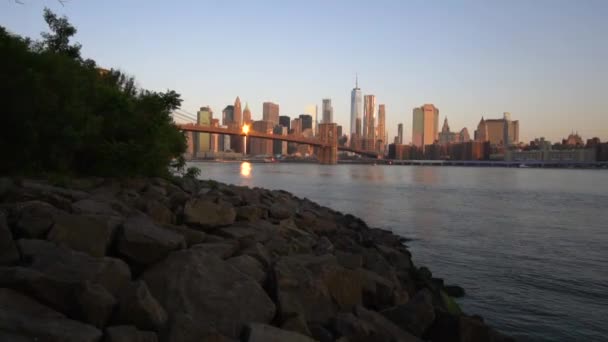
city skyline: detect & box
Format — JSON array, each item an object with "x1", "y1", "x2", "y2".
[{"x1": 3, "y1": 1, "x2": 606, "y2": 142}]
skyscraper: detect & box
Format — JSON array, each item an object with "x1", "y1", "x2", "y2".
[
  {"x1": 234, "y1": 97, "x2": 242, "y2": 127},
  {"x1": 350, "y1": 76, "x2": 363, "y2": 147},
  {"x1": 474, "y1": 115, "x2": 519, "y2": 146},
  {"x1": 397, "y1": 123, "x2": 403, "y2": 144},
  {"x1": 299, "y1": 114, "x2": 313, "y2": 131},
  {"x1": 363, "y1": 95, "x2": 376, "y2": 150},
  {"x1": 196, "y1": 106, "x2": 213, "y2": 154},
  {"x1": 263, "y1": 102, "x2": 280, "y2": 125},
  {"x1": 377, "y1": 104, "x2": 387, "y2": 152},
  {"x1": 412, "y1": 104, "x2": 439, "y2": 149},
  {"x1": 279, "y1": 115, "x2": 290, "y2": 130},
  {"x1": 243, "y1": 102, "x2": 252, "y2": 125},
  {"x1": 222, "y1": 105, "x2": 234, "y2": 126},
  {"x1": 322, "y1": 99, "x2": 333, "y2": 123}
]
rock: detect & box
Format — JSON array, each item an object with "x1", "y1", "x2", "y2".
[
  {"x1": 358, "y1": 268, "x2": 399, "y2": 310},
  {"x1": 269, "y1": 203, "x2": 292, "y2": 220},
  {"x1": 0, "y1": 177, "x2": 14, "y2": 199},
  {"x1": 459, "y1": 316, "x2": 515, "y2": 342},
  {"x1": 18, "y1": 240, "x2": 131, "y2": 295},
  {"x1": 14, "y1": 200, "x2": 59, "y2": 238},
  {"x1": 0, "y1": 212, "x2": 19, "y2": 265},
  {"x1": 115, "y1": 281, "x2": 167, "y2": 331},
  {"x1": 381, "y1": 289, "x2": 436, "y2": 337},
  {"x1": 163, "y1": 224, "x2": 207, "y2": 247},
  {"x1": 226, "y1": 255, "x2": 266, "y2": 284},
  {"x1": 142, "y1": 249, "x2": 275, "y2": 338},
  {"x1": 308, "y1": 323, "x2": 334, "y2": 342},
  {"x1": 241, "y1": 242, "x2": 272, "y2": 266},
  {"x1": 117, "y1": 216, "x2": 185, "y2": 266},
  {"x1": 0, "y1": 288, "x2": 102, "y2": 342},
  {"x1": 73, "y1": 198, "x2": 121, "y2": 217},
  {"x1": 183, "y1": 199, "x2": 236, "y2": 228},
  {"x1": 192, "y1": 241, "x2": 239, "y2": 259},
  {"x1": 331, "y1": 312, "x2": 374, "y2": 339},
  {"x1": 142, "y1": 199, "x2": 174, "y2": 225},
  {"x1": 78, "y1": 282, "x2": 116, "y2": 328},
  {"x1": 444, "y1": 285, "x2": 466, "y2": 298},
  {"x1": 47, "y1": 213, "x2": 117, "y2": 257},
  {"x1": 243, "y1": 323, "x2": 317, "y2": 342},
  {"x1": 362, "y1": 248, "x2": 398, "y2": 284},
  {"x1": 236, "y1": 205, "x2": 266, "y2": 222},
  {"x1": 22, "y1": 179, "x2": 89, "y2": 201},
  {"x1": 375, "y1": 245, "x2": 413, "y2": 272},
  {"x1": 217, "y1": 224, "x2": 273, "y2": 246},
  {"x1": 314, "y1": 236, "x2": 335, "y2": 255},
  {"x1": 281, "y1": 314, "x2": 312, "y2": 337},
  {"x1": 104, "y1": 325, "x2": 158, "y2": 342},
  {"x1": 336, "y1": 251, "x2": 363, "y2": 270},
  {"x1": 354, "y1": 305, "x2": 421, "y2": 342}
]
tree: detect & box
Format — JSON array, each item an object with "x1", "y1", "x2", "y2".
[{"x1": 39, "y1": 8, "x2": 81, "y2": 59}]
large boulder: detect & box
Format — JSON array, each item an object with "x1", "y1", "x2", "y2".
[
  {"x1": 104, "y1": 325, "x2": 158, "y2": 342},
  {"x1": 115, "y1": 281, "x2": 167, "y2": 331},
  {"x1": 271, "y1": 254, "x2": 362, "y2": 325},
  {"x1": 47, "y1": 213, "x2": 118, "y2": 257},
  {"x1": 0, "y1": 288, "x2": 102, "y2": 342},
  {"x1": 78, "y1": 282, "x2": 117, "y2": 328},
  {"x1": 235, "y1": 205, "x2": 267, "y2": 222},
  {"x1": 381, "y1": 289, "x2": 436, "y2": 337},
  {"x1": 183, "y1": 199, "x2": 236, "y2": 229},
  {"x1": 163, "y1": 224, "x2": 207, "y2": 247},
  {"x1": 72, "y1": 198, "x2": 121, "y2": 217},
  {"x1": 243, "y1": 323, "x2": 316, "y2": 342},
  {"x1": 141, "y1": 249, "x2": 275, "y2": 339},
  {"x1": 354, "y1": 305, "x2": 421, "y2": 342},
  {"x1": 192, "y1": 241, "x2": 239, "y2": 260},
  {"x1": 117, "y1": 216, "x2": 185, "y2": 266},
  {"x1": 226, "y1": 255, "x2": 266, "y2": 284},
  {"x1": 358, "y1": 268, "x2": 400, "y2": 310},
  {"x1": 13, "y1": 200, "x2": 60, "y2": 238},
  {"x1": 0, "y1": 212, "x2": 19, "y2": 265}
]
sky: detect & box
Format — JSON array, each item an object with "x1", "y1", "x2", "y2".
[{"x1": 2, "y1": 0, "x2": 607, "y2": 143}]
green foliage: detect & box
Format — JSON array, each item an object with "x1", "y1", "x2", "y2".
[
  {"x1": 0, "y1": 9, "x2": 186, "y2": 177},
  {"x1": 184, "y1": 167, "x2": 201, "y2": 179},
  {"x1": 440, "y1": 290, "x2": 463, "y2": 315}
]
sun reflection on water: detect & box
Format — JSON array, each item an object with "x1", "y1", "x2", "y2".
[{"x1": 240, "y1": 162, "x2": 252, "y2": 178}]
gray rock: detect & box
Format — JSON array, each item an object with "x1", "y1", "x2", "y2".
[
  {"x1": 380, "y1": 289, "x2": 436, "y2": 337},
  {"x1": 280, "y1": 314, "x2": 312, "y2": 337},
  {"x1": 78, "y1": 282, "x2": 116, "y2": 328},
  {"x1": 104, "y1": 325, "x2": 158, "y2": 342},
  {"x1": 115, "y1": 281, "x2": 167, "y2": 331},
  {"x1": 236, "y1": 205, "x2": 266, "y2": 222},
  {"x1": 0, "y1": 288, "x2": 102, "y2": 342},
  {"x1": 358, "y1": 268, "x2": 399, "y2": 310},
  {"x1": 226, "y1": 255, "x2": 266, "y2": 284},
  {"x1": 314, "y1": 236, "x2": 335, "y2": 255},
  {"x1": 0, "y1": 212, "x2": 19, "y2": 265},
  {"x1": 376, "y1": 245, "x2": 413, "y2": 272},
  {"x1": 354, "y1": 305, "x2": 421, "y2": 342},
  {"x1": 47, "y1": 213, "x2": 117, "y2": 257},
  {"x1": 336, "y1": 251, "x2": 363, "y2": 270},
  {"x1": 142, "y1": 249, "x2": 275, "y2": 338},
  {"x1": 14, "y1": 200, "x2": 59, "y2": 238},
  {"x1": 183, "y1": 199, "x2": 236, "y2": 228},
  {"x1": 141, "y1": 199, "x2": 174, "y2": 225},
  {"x1": 244, "y1": 323, "x2": 316, "y2": 342},
  {"x1": 22, "y1": 179, "x2": 90, "y2": 201},
  {"x1": 269, "y1": 203, "x2": 293, "y2": 220},
  {"x1": 192, "y1": 241, "x2": 239, "y2": 259},
  {"x1": 117, "y1": 216, "x2": 185, "y2": 265},
  {"x1": 331, "y1": 312, "x2": 374, "y2": 339},
  {"x1": 73, "y1": 198, "x2": 121, "y2": 217},
  {"x1": 241, "y1": 242, "x2": 272, "y2": 267},
  {"x1": 308, "y1": 323, "x2": 334, "y2": 342},
  {"x1": 18, "y1": 239, "x2": 131, "y2": 295},
  {"x1": 163, "y1": 224, "x2": 207, "y2": 247}
]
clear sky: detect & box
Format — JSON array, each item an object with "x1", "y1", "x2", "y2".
[{"x1": 2, "y1": 0, "x2": 607, "y2": 143}]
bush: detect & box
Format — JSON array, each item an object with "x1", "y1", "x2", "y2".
[{"x1": 0, "y1": 9, "x2": 186, "y2": 177}]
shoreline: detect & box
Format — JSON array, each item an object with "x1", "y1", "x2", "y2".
[{"x1": 0, "y1": 176, "x2": 513, "y2": 341}]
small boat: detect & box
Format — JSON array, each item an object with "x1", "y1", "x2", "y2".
[{"x1": 518, "y1": 164, "x2": 530, "y2": 168}]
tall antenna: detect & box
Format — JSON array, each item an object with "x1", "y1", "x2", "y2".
[{"x1": 355, "y1": 73, "x2": 359, "y2": 88}]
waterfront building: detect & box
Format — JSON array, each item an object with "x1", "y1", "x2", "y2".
[
  {"x1": 279, "y1": 115, "x2": 290, "y2": 130},
  {"x1": 505, "y1": 148, "x2": 596, "y2": 162},
  {"x1": 263, "y1": 102, "x2": 280, "y2": 125},
  {"x1": 350, "y1": 76, "x2": 363, "y2": 148},
  {"x1": 459, "y1": 127, "x2": 471, "y2": 143},
  {"x1": 474, "y1": 115, "x2": 519, "y2": 146},
  {"x1": 196, "y1": 106, "x2": 213, "y2": 155},
  {"x1": 243, "y1": 102, "x2": 252, "y2": 125},
  {"x1": 388, "y1": 144, "x2": 412, "y2": 160},
  {"x1": 562, "y1": 132, "x2": 584, "y2": 147},
  {"x1": 322, "y1": 98, "x2": 333, "y2": 123},
  {"x1": 273, "y1": 125, "x2": 288, "y2": 155},
  {"x1": 363, "y1": 95, "x2": 376, "y2": 150},
  {"x1": 438, "y1": 117, "x2": 458, "y2": 145},
  {"x1": 233, "y1": 97, "x2": 242, "y2": 127},
  {"x1": 376, "y1": 104, "x2": 387, "y2": 153},
  {"x1": 299, "y1": 114, "x2": 313, "y2": 131},
  {"x1": 397, "y1": 123, "x2": 403, "y2": 145},
  {"x1": 250, "y1": 120, "x2": 274, "y2": 155},
  {"x1": 412, "y1": 104, "x2": 439, "y2": 150}
]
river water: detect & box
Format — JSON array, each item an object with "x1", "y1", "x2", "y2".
[{"x1": 191, "y1": 161, "x2": 608, "y2": 341}]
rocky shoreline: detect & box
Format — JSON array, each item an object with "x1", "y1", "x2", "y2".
[{"x1": 0, "y1": 177, "x2": 513, "y2": 342}]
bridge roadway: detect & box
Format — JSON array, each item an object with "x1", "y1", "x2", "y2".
[{"x1": 177, "y1": 123, "x2": 379, "y2": 158}]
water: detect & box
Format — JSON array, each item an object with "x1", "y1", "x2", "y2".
[{"x1": 192, "y1": 162, "x2": 608, "y2": 341}]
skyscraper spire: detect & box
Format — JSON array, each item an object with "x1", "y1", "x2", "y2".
[{"x1": 355, "y1": 73, "x2": 359, "y2": 89}]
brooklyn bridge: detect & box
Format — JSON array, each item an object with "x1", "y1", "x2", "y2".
[{"x1": 177, "y1": 123, "x2": 379, "y2": 164}]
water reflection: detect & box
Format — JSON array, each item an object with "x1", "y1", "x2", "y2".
[{"x1": 240, "y1": 162, "x2": 252, "y2": 178}]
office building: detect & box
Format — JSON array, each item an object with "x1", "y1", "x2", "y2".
[
  {"x1": 234, "y1": 97, "x2": 242, "y2": 127},
  {"x1": 263, "y1": 102, "x2": 280, "y2": 125},
  {"x1": 322, "y1": 98, "x2": 333, "y2": 123},
  {"x1": 337, "y1": 125, "x2": 343, "y2": 138},
  {"x1": 350, "y1": 76, "x2": 363, "y2": 147},
  {"x1": 279, "y1": 115, "x2": 290, "y2": 130},
  {"x1": 273, "y1": 125, "x2": 288, "y2": 155},
  {"x1": 474, "y1": 114, "x2": 519, "y2": 146},
  {"x1": 222, "y1": 105, "x2": 234, "y2": 126},
  {"x1": 376, "y1": 104, "x2": 387, "y2": 152},
  {"x1": 299, "y1": 114, "x2": 313, "y2": 131},
  {"x1": 363, "y1": 95, "x2": 376, "y2": 150},
  {"x1": 250, "y1": 120, "x2": 274, "y2": 155},
  {"x1": 291, "y1": 118, "x2": 302, "y2": 136},
  {"x1": 196, "y1": 106, "x2": 213, "y2": 154},
  {"x1": 438, "y1": 117, "x2": 458, "y2": 145},
  {"x1": 243, "y1": 102, "x2": 252, "y2": 125},
  {"x1": 412, "y1": 104, "x2": 439, "y2": 150},
  {"x1": 397, "y1": 123, "x2": 403, "y2": 145}
]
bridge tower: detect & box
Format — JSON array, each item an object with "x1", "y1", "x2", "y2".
[{"x1": 318, "y1": 123, "x2": 338, "y2": 164}]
